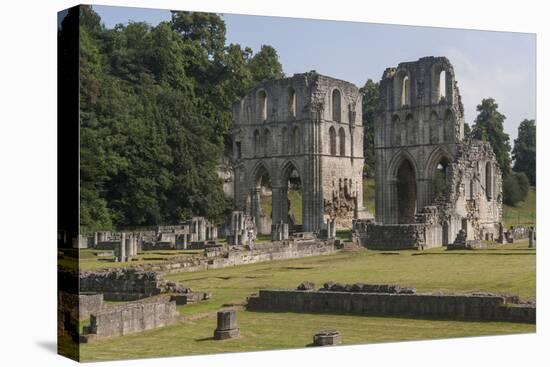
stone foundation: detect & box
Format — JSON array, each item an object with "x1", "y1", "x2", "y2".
[
  {"x1": 79, "y1": 268, "x2": 164, "y2": 301},
  {"x1": 313, "y1": 330, "x2": 341, "y2": 346},
  {"x1": 247, "y1": 289, "x2": 535, "y2": 324},
  {"x1": 81, "y1": 296, "x2": 178, "y2": 343}
]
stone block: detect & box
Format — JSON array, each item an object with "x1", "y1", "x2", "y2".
[
  {"x1": 214, "y1": 309, "x2": 240, "y2": 340},
  {"x1": 313, "y1": 330, "x2": 341, "y2": 346}
]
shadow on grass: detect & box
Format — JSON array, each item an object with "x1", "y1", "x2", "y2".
[{"x1": 196, "y1": 336, "x2": 215, "y2": 342}]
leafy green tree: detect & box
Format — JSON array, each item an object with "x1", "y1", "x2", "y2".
[
  {"x1": 247, "y1": 45, "x2": 285, "y2": 83},
  {"x1": 77, "y1": 7, "x2": 284, "y2": 232},
  {"x1": 512, "y1": 119, "x2": 536, "y2": 185},
  {"x1": 359, "y1": 79, "x2": 378, "y2": 178},
  {"x1": 471, "y1": 98, "x2": 512, "y2": 176},
  {"x1": 503, "y1": 172, "x2": 529, "y2": 206}
]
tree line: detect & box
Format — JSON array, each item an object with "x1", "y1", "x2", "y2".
[
  {"x1": 75, "y1": 6, "x2": 284, "y2": 232},
  {"x1": 73, "y1": 5, "x2": 534, "y2": 233}
]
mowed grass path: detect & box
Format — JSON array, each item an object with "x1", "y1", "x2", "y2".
[{"x1": 80, "y1": 243, "x2": 535, "y2": 361}]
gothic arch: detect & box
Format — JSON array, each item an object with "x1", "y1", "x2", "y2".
[
  {"x1": 288, "y1": 87, "x2": 296, "y2": 118},
  {"x1": 431, "y1": 61, "x2": 455, "y2": 103},
  {"x1": 257, "y1": 89, "x2": 268, "y2": 122},
  {"x1": 262, "y1": 128, "x2": 272, "y2": 156},
  {"x1": 424, "y1": 145, "x2": 453, "y2": 176},
  {"x1": 251, "y1": 160, "x2": 272, "y2": 188},
  {"x1": 331, "y1": 88, "x2": 342, "y2": 122},
  {"x1": 387, "y1": 150, "x2": 420, "y2": 182},
  {"x1": 394, "y1": 68, "x2": 411, "y2": 108},
  {"x1": 329, "y1": 126, "x2": 337, "y2": 155},
  {"x1": 338, "y1": 127, "x2": 346, "y2": 156},
  {"x1": 280, "y1": 159, "x2": 301, "y2": 185}
]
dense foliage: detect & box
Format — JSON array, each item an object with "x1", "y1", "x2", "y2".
[
  {"x1": 512, "y1": 119, "x2": 536, "y2": 186},
  {"x1": 503, "y1": 171, "x2": 530, "y2": 206},
  {"x1": 471, "y1": 98, "x2": 512, "y2": 176},
  {"x1": 76, "y1": 6, "x2": 283, "y2": 232},
  {"x1": 359, "y1": 79, "x2": 378, "y2": 178}
]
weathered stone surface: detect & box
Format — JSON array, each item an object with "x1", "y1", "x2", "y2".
[
  {"x1": 318, "y1": 282, "x2": 415, "y2": 294},
  {"x1": 79, "y1": 268, "x2": 164, "y2": 300},
  {"x1": 232, "y1": 72, "x2": 372, "y2": 235},
  {"x1": 313, "y1": 330, "x2": 341, "y2": 346},
  {"x1": 247, "y1": 289, "x2": 535, "y2": 324},
  {"x1": 297, "y1": 281, "x2": 315, "y2": 291},
  {"x1": 214, "y1": 309, "x2": 240, "y2": 340},
  {"x1": 81, "y1": 296, "x2": 178, "y2": 343},
  {"x1": 367, "y1": 56, "x2": 503, "y2": 250}
]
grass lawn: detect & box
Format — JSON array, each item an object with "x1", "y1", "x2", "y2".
[
  {"x1": 363, "y1": 178, "x2": 376, "y2": 215},
  {"x1": 79, "y1": 243, "x2": 535, "y2": 361},
  {"x1": 503, "y1": 186, "x2": 536, "y2": 228},
  {"x1": 260, "y1": 190, "x2": 303, "y2": 225}
]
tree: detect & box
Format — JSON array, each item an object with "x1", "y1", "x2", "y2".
[
  {"x1": 247, "y1": 45, "x2": 284, "y2": 84},
  {"x1": 512, "y1": 119, "x2": 536, "y2": 186},
  {"x1": 359, "y1": 79, "x2": 378, "y2": 178},
  {"x1": 471, "y1": 98, "x2": 512, "y2": 176},
  {"x1": 77, "y1": 7, "x2": 284, "y2": 232},
  {"x1": 503, "y1": 172, "x2": 529, "y2": 206}
]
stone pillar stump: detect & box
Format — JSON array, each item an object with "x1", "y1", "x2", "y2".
[{"x1": 213, "y1": 309, "x2": 240, "y2": 340}]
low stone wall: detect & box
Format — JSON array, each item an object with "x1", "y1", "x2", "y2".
[
  {"x1": 79, "y1": 268, "x2": 163, "y2": 300},
  {"x1": 58, "y1": 291, "x2": 104, "y2": 321},
  {"x1": 247, "y1": 289, "x2": 535, "y2": 324},
  {"x1": 361, "y1": 223, "x2": 441, "y2": 250},
  {"x1": 142, "y1": 241, "x2": 336, "y2": 275},
  {"x1": 81, "y1": 296, "x2": 178, "y2": 343}
]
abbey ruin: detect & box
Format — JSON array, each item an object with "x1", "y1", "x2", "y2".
[
  {"x1": 229, "y1": 57, "x2": 502, "y2": 248},
  {"x1": 362, "y1": 56, "x2": 503, "y2": 249},
  {"x1": 231, "y1": 72, "x2": 371, "y2": 234}
]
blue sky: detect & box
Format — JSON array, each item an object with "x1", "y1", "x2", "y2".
[{"x1": 93, "y1": 5, "x2": 536, "y2": 142}]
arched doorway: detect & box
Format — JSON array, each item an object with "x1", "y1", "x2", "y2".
[
  {"x1": 280, "y1": 162, "x2": 303, "y2": 232},
  {"x1": 252, "y1": 164, "x2": 272, "y2": 235},
  {"x1": 396, "y1": 159, "x2": 417, "y2": 224},
  {"x1": 433, "y1": 157, "x2": 450, "y2": 201}
]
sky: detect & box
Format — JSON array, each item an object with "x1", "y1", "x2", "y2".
[{"x1": 93, "y1": 5, "x2": 536, "y2": 143}]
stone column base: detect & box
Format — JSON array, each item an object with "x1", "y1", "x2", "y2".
[{"x1": 214, "y1": 328, "x2": 240, "y2": 340}]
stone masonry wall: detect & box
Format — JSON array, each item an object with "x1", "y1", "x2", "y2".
[
  {"x1": 81, "y1": 296, "x2": 178, "y2": 343},
  {"x1": 247, "y1": 289, "x2": 535, "y2": 324},
  {"x1": 58, "y1": 291, "x2": 104, "y2": 321},
  {"x1": 79, "y1": 268, "x2": 163, "y2": 300},
  {"x1": 144, "y1": 241, "x2": 336, "y2": 275}
]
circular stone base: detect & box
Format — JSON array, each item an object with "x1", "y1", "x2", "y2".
[
  {"x1": 313, "y1": 330, "x2": 341, "y2": 346},
  {"x1": 214, "y1": 328, "x2": 240, "y2": 340}
]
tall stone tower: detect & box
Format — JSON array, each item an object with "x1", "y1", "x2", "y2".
[
  {"x1": 232, "y1": 72, "x2": 369, "y2": 233},
  {"x1": 371, "y1": 57, "x2": 502, "y2": 248}
]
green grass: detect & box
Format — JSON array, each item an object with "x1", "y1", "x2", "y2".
[
  {"x1": 260, "y1": 190, "x2": 303, "y2": 225},
  {"x1": 78, "y1": 243, "x2": 535, "y2": 361},
  {"x1": 80, "y1": 311, "x2": 533, "y2": 362},
  {"x1": 503, "y1": 186, "x2": 536, "y2": 228},
  {"x1": 363, "y1": 178, "x2": 376, "y2": 215}
]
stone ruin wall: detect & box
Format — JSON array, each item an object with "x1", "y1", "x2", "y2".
[
  {"x1": 232, "y1": 72, "x2": 369, "y2": 234},
  {"x1": 247, "y1": 288, "x2": 535, "y2": 324},
  {"x1": 78, "y1": 268, "x2": 164, "y2": 301},
  {"x1": 58, "y1": 291, "x2": 104, "y2": 322},
  {"x1": 366, "y1": 56, "x2": 503, "y2": 249},
  {"x1": 81, "y1": 295, "x2": 179, "y2": 343},
  {"x1": 142, "y1": 240, "x2": 337, "y2": 275}
]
